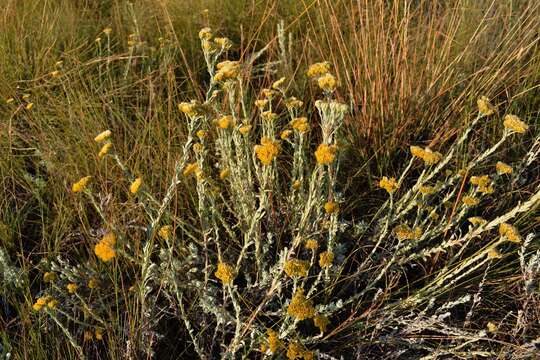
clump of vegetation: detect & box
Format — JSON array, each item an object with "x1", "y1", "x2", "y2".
[{"x1": 1, "y1": 1, "x2": 539, "y2": 359}]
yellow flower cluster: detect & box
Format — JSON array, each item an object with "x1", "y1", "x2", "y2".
[
  {"x1": 468, "y1": 217, "x2": 487, "y2": 226},
  {"x1": 318, "y1": 251, "x2": 334, "y2": 268},
  {"x1": 67, "y1": 283, "x2": 78, "y2": 294},
  {"x1": 33, "y1": 296, "x2": 58, "y2": 311},
  {"x1": 183, "y1": 162, "x2": 200, "y2": 177},
  {"x1": 130, "y1": 177, "x2": 143, "y2": 194},
  {"x1": 215, "y1": 262, "x2": 236, "y2": 285},
  {"x1": 287, "y1": 288, "x2": 315, "y2": 320},
  {"x1": 94, "y1": 232, "x2": 116, "y2": 262},
  {"x1": 324, "y1": 201, "x2": 339, "y2": 214},
  {"x1": 284, "y1": 259, "x2": 310, "y2": 278},
  {"x1": 43, "y1": 272, "x2": 56, "y2": 283},
  {"x1": 496, "y1": 161, "x2": 513, "y2": 175},
  {"x1": 213, "y1": 37, "x2": 232, "y2": 49},
  {"x1": 315, "y1": 144, "x2": 337, "y2": 165},
  {"x1": 291, "y1": 117, "x2": 309, "y2": 133},
  {"x1": 72, "y1": 176, "x2": 92, "y2": 193},
  {"x1": 214, "y1": 60, "x2": 240, "y2": 82},
  {"x1": 285, "y1": 97, "x2": 304, "y2": 109},
  {"x1": 261, "y1": 111, "x2": 278, "y2": 122},
  {"x1": 305, "y1": 239, "x2": 319, "y2": 251},
  {"x1": 219, "y1": 168, "x2": 230, "y2": 180},
  {"x1": 313, "y1": 314, "x2": 329, "y2": 333},
  {"x1": 216, "y1": 115, "x2": 234, "y2": 129},
  {"x1": 98, "y1": 143, "x2": 112, "y2": 159},
  {"x1": 196, "y1": 130, "x2": 207, "y2": 139},
  {"x1": 419, "y1": 185, "x2": 437, "y2": 195},
  {"x1": 158, "y1": 225, "x2": 173, "y2": 240},
  {"x1": 272, "y1": 77, "x2": 286, "y2": 90},
  {"x1": 198, "y1": 27, "x2": 212, "y2": 40},
  {"x1": 239, "y1": 124, "x2": 252, "y2": 135},
  {"x1": 255, "y1": 137, "x2": 280, "y2": 165},
  {"x1": 470, "y1": 175, "x2": 493, "y2": 194},
  {"x1": 94, "y1": 129, "x2": 112, "y2": 142},
  {"x1": 410, "y1": 146, "x2": 442, "y2": 165},
  {"x1": 462, "y1": 196, "x2": 479, "y2": 206},
  {"x1": 394, "y1": 224, "x2": 422, "y2": 241},
  {"x1": 178, "y1": 100, "x2": 206, "y2": 117},
  {"x1": 487, "y1": 247, "x2": 502, "y2": 259},
  {"x1": 317, "y1": 73, "x2": 337, "y2": 92},
  {"x1": 499, "y1": 223, "x2": 521, "y2": 243},
  {"x1": 307, "y1": 62, "x2": 330, "y2": 78},
  {"x1": 379, "y1": 176, "x2": 398, "y2": 194},
  {"x1": 477, "y1": 96, "x2": 496, "y2": 116},
  {"x1": 255, "y1": 99, "x2": 268, "y2": 109},
  {"x1": 88, "y1": 278, "x2": 99, "y2": 289},
  {"x1": 287, "y1": 341, "x2": 313, "y2": 360},
  {"x1": 264, "y1": 329, "x2": 282, "y2": 354},
  {"x1": 503, "y1": 114, "x2": 528, "y2": 133},
  {"x1": 262, "y1": 88, "x2": 278, "y2": 99},
  {"x1": 281, "y1": 130, "x2": 293, "y2": 140}
]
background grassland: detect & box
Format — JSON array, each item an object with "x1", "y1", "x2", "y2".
[{"x1": 1, "y1": 0, "x2": 539, "y2": 359}]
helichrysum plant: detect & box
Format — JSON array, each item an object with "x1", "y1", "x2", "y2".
[{"x1": 24, "y1": 27, "x2": 540, "y2": 360}]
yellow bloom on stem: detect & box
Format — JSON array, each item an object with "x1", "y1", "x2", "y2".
[
  {"x1": 158, "y1": 225, "x2": 173, "y2": 240},
  {"x1": 25, "y1": 102, "x2": 34, "y2": 110},
  {"x1": 217, "y1": 115, "x2": 234, "y2": 129},
  {"x1": 272, "y1": 77, "x2": 286, "y2": 90},
  {"x1": 266, "y1": 329, "x2": 282, "y2": 353},
  {"x1": 287, "y1": 341, "x2": 313, "y2": 360},
  {"x1": 84, "y1": 331, "x2": 93, "y2": 341},
  {"x1": 285, "y1": 97, "x2": 304, "y2": 109},
  {"x1": 192, "y1": 143, "x2": 203, "y2": 153},
  {"x1": 130, "y1": 177, "x2": 142, "y2": 194},
  {"x1": 394, "y1": 224, "x2": 422, "y2": 241},
  {"x1": 33, "y1": 297, "x2": 48, "y2": 311},
  {"x1": 98, "y1": 143, "x2": 112, "y2": 159},
  {"x1": 215, "y1": 262, "x2": 236, "y2": 285},
  {"x1": 95, "y1": 328, "x2": 104, "y2": 340},
  {"x1": 419, "y1": 185, "x2": 436, "y2": 195},
  {"x1": 291, "y1": 117, "x2": 309, "y2": 133},
  {"x1": 280, "y1": 130, "x2": 293, "y2": 140},
  {"x1": 219, "y1": 168, "x2": 230, "y2": 180},
  {"x1": 213, "y1": 37, "x2": 232, "y2": 49},
  {"x1": 477, "y1": 96, "x2": 496, "y2": 116},
  {"x1": 307, "y1": 62, "x2": 330, "y2": 78},
  {"x1": 94, "y1": 232, "x2": 116, "y2": 262},
  {"x1": 496, "y1": 161, "x2": 513, "y2": 175},
  {"x1": 324, "y1": 201, "x2": 339, "y2": 214},
  {"x1": 262, "y1": 88, "x2": 278, "y2": 99},
  {"x1": 72, "y1": 176, "x2": 92, "y2": 193},
  {"x1": 317, "y1": 73, "x2": 337, "y2": 92},
  {"x1": 487, "y1": 247, "x2": 502, "y2": 259},
  {"x1": 319, "y1": 251, "x2": 334, "y2": 268},
  {"x1": 6, "y1": 98, "x2": 14, "y2": 104},
  {"x1": 315, "y1": 144, "x2": 337, "y2": 165},
  {"x1": 261, "y1": 111, "x2": 278, "y2": 122},
  {"x1": 468, "y1": 217, "x2": 487, "y2": 226},
  {"x1": 239, "y1": 124, "x2": 252, "y2": 135},
  {"x1": 284, "y1": 259, "x2": 310, "y2": 278},
  {"x1": 183, "y1": 162, "x2": 200, "y2": 177},
  {"x1": 313, "y1": 314, "x2": 330, "y2": 333},
  {"x1": 487, "y1": 322, "x2": 498, "y2": 333},
  {"x1": 94, "y1": 130, "x2": 112, "y2": 143},
  {"x1": 88, "y1": 278, "x2": 99, "y2": 289},
  {"x1": 503, "y1": 114, "x2": 528, "y2": 133},
  {"x1": 43, "y1": 272, "x2": 56, "y2": 283},
  {"x1": 255, "y1": 137, "x2": 280, "y2": 165},
  {"x1": 214, "y1": 60, "x2": 240, "y2": 82},
  {"x1": 305, "y1": 239, "x2": 319, "y2": 251},
  {"x1": 499, "y1": 223, "x2": 521, "y2": 243},
  {"x1": 410, "y1": 146, "x2": 442, "y2": 165},
  {"x1": 255, "y1": 99, "x2": 269, "y2": 109},
  {"x1": 462, "y1": 196, "x2": 479, "y2": 206},
  {"x1": 47, "y1": 298, "x2": 58, "y2": 309},
  {"x1": 196, "y1": 130, "x2": 207, "y2": 139},
  {"x1": 379, "y1": 176, "x2": 398, "y2": 194},
  {"x1": 287, "y1": 288, "x2": 315, "y2": 320},
  {"x1": 198, "y1": 27, "x2": 212, "y2": 40},
  {"x1": 67, "y1": 283, "x2": 78, "y2": 294},
  {"x1": 292, "y1": 180, "x2": 301, "y2": 190},
  {"x1": 470, "y1": 175, "x2": 490, "y2": 187}
]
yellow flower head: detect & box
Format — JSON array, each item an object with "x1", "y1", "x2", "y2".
[
  {"x1": 192, "y1": 143, "x2": 203, "y2": 153},
  {"x1": 213, "y1": 37, "x2": 232, "y2": 49},
  {"x1": 477, "y1": 96, "x2": 496, "y2": 116},
  {"x1": 239, "y1": 124, "x2": 252, "y2": 135},
  {"x1": 307, "y1": 62, "x2": 330, "y2": 78},
  {"x1": 95, "y1": 329, "x2": 104, "y2": 340},
  {"x1": 462, "y1": 196, "x2": 479, "y2": 207},
  {"x1": 487, "y1": 247, "x2": 502, "y2": 259},
  {"x1": 255, "y1": 99, "x2": 269, "y2": 109},
  {"x1": 410, "y1": 146, "x2": 442, "y2": 165},
  {"x1": 319, "y1": 251, "x2": 334, "y2": 268},
  {"x1": 499, "y1": 223, "x2": 521, "y2": 243},
  {"x1": 285, "y1": 97, "x2": 304, "y2": 109},
  {"x1": 324, "y1": 201, "x2": 339, "y2": 214},
  {"x1": 84, "y1": 331, "x2": 93, "y2": 341},
  {"x1": 6, "y1": 98, "x2": 14, "y2": 104},
  {"x1": 287, "y1": 288, "x2": 315, "y2": 320},
  {"x1": 158, "y1": 225, "x2": 173, "y2": 240},
  {"x1": 468, "y1": 217, "x2": 487, "y2": 226},
  {"x1": 67, "y1": 283, "x2": 78, "y2": 294},
  {"x1": 255, "y1": 137, "x2": 280, "y2": 165},
  {"x1": 284, "y1": 259, "x2": 310, "y2": 278},
  {"x1": 496, "y1": 161, "x2": 513, "y2": 175},
  {"x1": 487, "y1": 322, "x2": 498, "y2": 333},
  {"x1": 313, "y1": 314, "x2": 330, "y2": 333},
  {"x1": 419, "y1": 185, "x2": 436, "y2": 195},
  {"x1": 94, "y1": 130, "x2": 112, "y2": 143},
  {"x1": 103, "y1": 27, "x2": 112, "y2": 35},
  {"x1": 219, "y1": 168, "x2": 230, "y2": 180},
  {"x1": 291, "y1": 117, "x2": 309, "y2": 133},
  {"x1": 196, "y1": 130, "x2": 207, "y2": 139},
  {"x1": 88, "y1": 278, "x2": 99, "y2": 289},
  {"x1": 266, "y1": 329, "x2": 282, "y2": 354},
  {"x1": 72, "y1": 176, "x2": 92, "y2": 193},
  {"x1": 178, "y1": 100, "x2": 206, "y2": 117},
  {"x1": 216, "y1": 115, "x2": 234, "y2": 129},
  {"x1": 33, "y1": 296, "x2": 48, "y2": 311},
  {"x1": 94, "y1": 232, "x2": 116, "y2": 262},
  {"x1": 198, "y1": 27, "x2": 213, "y2": 40},
  {"x1": 183, "y1": 162, "x2": 200, "y2": 177},
  {"x1": 261, "y1": 111, "x2": 278, "y2": 122},
  {"x1": 379, "y1": 176, "x2": 398, "y2": 194},
  {"x1": 503, "y1": 114, "x2": 528, "y2": 133},
  {"x1": 280, "y1": 130, "x2": 293, "y2": 140},
  {"x1": 47, "y1": 299, "x2": 58, "y2": 309},
  {"x1": 272, "y1": 77, "x2": 286, "y2": 90},
  {"x1": 214, "y1": 60, "x2": 240, "y2": 82},
  {"x1": 262, "y1": 88, "x2": 278, "y2": 99},
  {"x1": 215, "y1": 262, "x2": 236, "y2": 285},
  {"x1": 292, "y1": 180, "x2": 301, "y2": 190},
  {"x1": 470, "y1": 175, "x2": 490, "y2": 187},
  {"x1": 130, "y1": 177, "x2": 143, "y2": 194},
  {"x1": 98, "y1": 143, "x2": 112, "y2": 159},
  {"x1": 287, "y1": 341, "x2": 313, "y2": 360},
  {"x1": 315, "y1": 143, "x2": 337, "y2": 165},
  {"x1": 305, "y1": 239, "x2": 319, "y2": 251},
  {"x1": 317, "y1": 73, "x2": 337, "y2": 92},
  {"x1": 25, "y1": 103, "x2": 34, "y2": 110},
  {"x1": 43, "y1": 272, "x2": 56, "y2": 283},
  {"x1": 394, "y1": 224, "x2": 422, "y2": 241}
]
